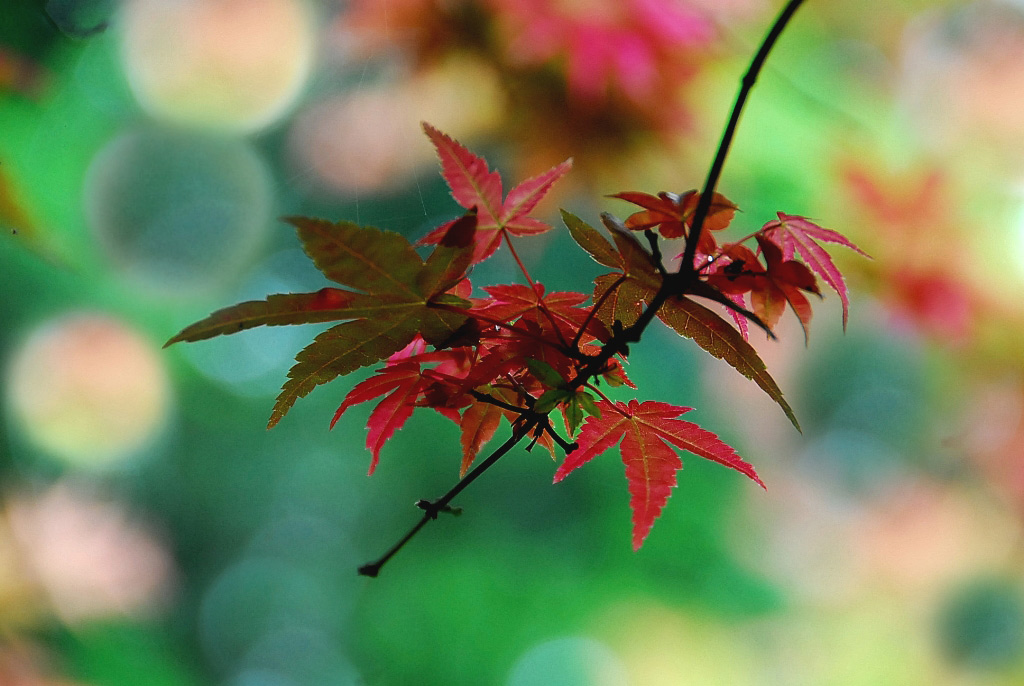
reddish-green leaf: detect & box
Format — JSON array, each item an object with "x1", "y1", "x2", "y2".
[
  {"x1": 554, "y1": 399, "x2": 763, "y2": 550},
  {"x1": 167, "y1": 219, "x2": 474, "y2": 428},
  {"x1": 583, "y1": 213, "x2": 662, "y2": 328},
  {"x1": 418, "y1": 209, "x2": 479, "y2": 296},
  {"x1": 600, "y1": 213, "x2": 661, "y2": 285},
  {"x1": 272, "y1": 316, "x2": 418, "y2": 428},
  {"x1": 656, "y1": 296, "x2": 799, "y2": 430},
  {"x1": 289, "y1": 216, "x2": 425, "y2": 298},
  {"x1": 164, "y1": 290, "x2": 356, "y2": 346},
  {"x1": 459, "y1": 401, "x2": 504, "y2": 476},
  {"x1": 562, "y1": 210, "x2": 619, "y2": 268},
  {"x1": 592, "y1": 273, "x2": 650, "y2": 329}
]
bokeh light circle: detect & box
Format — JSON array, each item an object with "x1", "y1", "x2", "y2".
[
  {"x1": 119, "y1": 0, "x2": 315, "y2": 132},
  {"x1": 506, "y1": 636, "x2": 627, "y2": 686},
  {"x1": 199, "y1": 557, "x2": 336, "y2": 673},
  {"x1": 4, "y1": 312, "x2": 171, "y2": 468},
  {"x1": 286, "y1": 60, "x2": 503, "y2": 195},
  {"x1": 85, "y1": 128, "x2": 272, "y2": 293}
]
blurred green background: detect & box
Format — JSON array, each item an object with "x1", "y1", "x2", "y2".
[{"x1": 5, "y1": 0, "x2": 1024, "y2": 684}]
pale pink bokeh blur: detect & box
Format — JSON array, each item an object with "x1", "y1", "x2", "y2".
[{"x1": 6, "y1": 483, "x2": 175, "y2": 625}]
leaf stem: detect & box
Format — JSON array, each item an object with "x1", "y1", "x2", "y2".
[
  {"x1": 502, "y1": 229, "x2": 536, "y2": 287},
  {"x1": 583, "y1": 382, "x2": 616, "y2": 408},
  {"x1": 681, "y1": 0, "x2": 806, "y2": 274}
]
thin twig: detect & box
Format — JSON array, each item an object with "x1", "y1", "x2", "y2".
[
  {"x1": 469, "y1": 389, "x2": 530, "y2": 415},
  {"x1": 681, "y1": 0, "x2": 806, "y2": 275},
  {"x1": 358, "y1": 418, "x2": 538, "y2": 577},
  {"x1": 538, "y1": 415, "x2": 578, "y2": 453},
  {"x1": 644, "y1": 230, "x2": 667, "y2": 277}
]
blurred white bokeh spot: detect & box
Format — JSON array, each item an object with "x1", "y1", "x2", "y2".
[{"x1": 119, "y1": 0, "x2": 315, "y2": 132}]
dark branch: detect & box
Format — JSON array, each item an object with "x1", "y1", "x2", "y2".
[
  {"x1": 539, "y1": 416, "x2": 578, "y2": 454},
  {"x1": 358, "y1": 418, "x2": 539, "y2": 577},
  {"x1": 644, "y1": 230, "x2": 667, "y2": 277},
  {"x1": 469, "y1": 389, "x2": 529, "y2": 415},
  {"x1": 681, "y1": 0, "x2": 806, "y2": 274},
  {"x1": 572, "y1": 273, "x2": 628, "y2": 352}
]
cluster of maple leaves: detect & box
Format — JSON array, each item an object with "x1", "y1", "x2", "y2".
[{"x1": 167, "y1": 123, "x2": 865, "y2": 551}]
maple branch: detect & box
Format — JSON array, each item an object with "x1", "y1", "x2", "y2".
[
  {"x1": 358, "y1": 0, "x2": 809, "y2": 577},
  {"x1": 468, "y1": 389, "x2": 577, "y2": 453},
  {"x1": 571, "y1": 282, "x2": 672, "y2": 390},
  {"x1": 644, "y1": 230, "x2": 667, "y2": 277},
  {"x1": 358, "y1": 418, "x2": 538, "y2": 577},
  {"x1": 416, "y1": 500, "x2": 462, "y2": 516},
  {"x1": 681, "y1": 0, "x2": 806, "y2": 274},
  {"x1": 538, "y1": 415, "x2": 578, "y2": 453},
  {"x1": 502, "y1": 229, "x2": 537, "y2": 288},
  {"x1": 469, "y1": 388, "x2": 529, "y2": 415}
]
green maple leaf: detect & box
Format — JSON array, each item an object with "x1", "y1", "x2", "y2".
[{"x1": 166, "y1": 214, "x2": 476, "y2": 427}]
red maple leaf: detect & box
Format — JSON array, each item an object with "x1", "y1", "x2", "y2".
[
  {"x1": 473, "y1": 283, "x2": 610, "y2": 344},
  {"x1": 760, "y1": 213, "x2": 869, "y2": 329},
  {"x1": 708, "y1": 238, "x2": 821, "y2": 341},
  {"x1": 330, "y1": 360, "x2": 425, "y2": 475},
  {"x1": 418, "y1": 122, "x2": 572, "y2": 263},
  {"x1": 610, "y1": 190, "x2": 737, "y2": 260},
  {"x1": 554, "y1": 399, "x2": 764, "y2": 550},
  {"x1": 330, "y1": 341, "x2": 473, "y2": 474}
]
